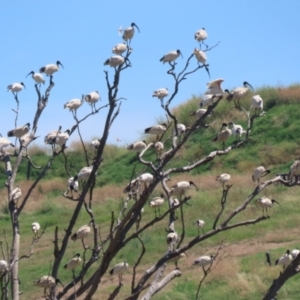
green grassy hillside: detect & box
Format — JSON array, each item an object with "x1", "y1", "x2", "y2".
[{"x1": 1, "y1": 84, "x2": 300, "y2": 299}]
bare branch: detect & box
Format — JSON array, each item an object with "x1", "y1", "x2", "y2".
[
  {"x1": 263, "y1": 253, "x2": 300, "y2": 300},
  {"x1": 213, "y1": 184, "x2": 232, "y2": 229}
]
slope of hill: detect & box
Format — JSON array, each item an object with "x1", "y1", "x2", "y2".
[{"x1": 1, "y1": 85, "x2": 300, "y2": 299}]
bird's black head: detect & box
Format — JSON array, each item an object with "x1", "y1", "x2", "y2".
[
  {"x1": 161, "y1": 123, "x2": 167, "y2": 127},
  {"x1": 64, "y1": 129, "x2": 71, "y2": 134},
  {"x1": 26, "y1": 122, "x2": 30, "y2": 128},
  {"x1": 26, "y1": 71, "x2": 34, "y2": 78},
  {"x1": 20, "y1": 82, "x2": 26, "y2": 89},
  {"x1": 57, "y1": 61, "x2": 64, "y2": 68},
  {"x1": 132, "y1": 22, "x2": 140, "y2": 32},
  {"x1": 190, "y1": 181, "x2": 199, "y2": 190},
  {"x1": 222, "y1": 123, "x2": 228, "y2": 127},
  {"x1": 272, "y1": 199, "x2": 280, "y2": 205},
  {"x1": 74, "y1": 253, "x2": 81, "y2": 257},
  {"x1": 177, "y1": 49, "x2": 183, "y2": 58}
]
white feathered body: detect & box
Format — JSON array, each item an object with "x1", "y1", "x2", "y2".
[
  {"x1": 136, "y1": 173, "x2": 153, "y2": 183},
  {"x1": 127, "y1": 141, "x2": 146, "y2": 152},
  {"x1": 110, "y1": 261, "x2": 128, "y2": 275},
  {"x1": 112, "y1": 43, "x2": 128, "y2": 55},
  {"x1": 194, "y1": 48, "x2": 207, "y2": 64},
  {"x1": 195, "y1": 28, "x2": 207, "y2": 42},
  {"x1": 144, "y1": 124, "x2": 167, "y2": 135},
  {"x1": 193, "y1": 255, "x2": 214, "y2": 266},
  {"x1": 64, "y1": 98, "x2": 84, "y2": 111},
  {"x1": 216, "y1": 173, "x2": 231, "y2": 184},
  {"x1": 152, "y1": 88, "x2": 168, "y2": 100},
  {"x1": 104, "y1": 55, "x2": 124, "y2": 67},
  {"x1": 7, "y1": 83, "x2": 25, "y2": 93},
  {"x1": 85, "y1": 91, "x2": 100, "y2": 105},
  {"x1": 205, "y1": 78, "x2": 224, "y2": 95}
]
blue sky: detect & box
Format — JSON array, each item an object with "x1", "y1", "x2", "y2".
[{"x1": 1, "y1": 1, "x2": 299, "y2": 147}]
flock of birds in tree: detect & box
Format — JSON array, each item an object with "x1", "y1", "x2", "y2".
[{"x1": 2, "y1": 23, "x2": 300, "y2": 294}]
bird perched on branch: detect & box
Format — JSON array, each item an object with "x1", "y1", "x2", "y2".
[
  {"x1": 71, "y1": 221, "x2": 93, "y2": 242},
  {"x1": 64, "y1": 96, "x2": 84, "y2": 113},
  {"x1": 193, "y1": 255, "x2": 215, "y2": 269},
  {"x1": 0, "y1": 136, "x2": 14, "y2": 151},
  {"x1": 170, "y1": 181, "x2": 198, "y2": 197},
  {"x1": 104, "y1": 55, "x2": 125, "y2": 67},
  {"x1": 0, "y1": 260, "x2": 9, "y2": 274},
  {"x1": 85, "y1": 91, "x2": 100, "y2": 112},
  {"x1": 64, "y1": 177, "x2": 79, "y2": 198},
  {"x1": 194, "y1": 28, "x2": 208, "y2": 48},
  {"x1": 7, "y1": 123, "x2": 30, "y2": 138},
  {"x1": 149, "y1": 193, "x2": 165, "y2": 217},
  {"x1": 11, "y1": 186, "x2": 22, "y2": 204},
  {"x1": 144, "y1": 123, "x2": 167, "y2": 141},
  {"x1": 120, "y1": 22, "x2": 140, "y2": 44},
  {"x1": 250, "y1": 95, "x2": 264, "y2": 115},
  {"x1": 39, "y1": 61, "x2": 64, "y2": 76},
  {"x1": 26, "y1": 71, "x2": 45, "y2": 84},
  {"x1": 7, "y1": 82, "x2": 26, "y2": 94},
  {"x1": 275, "y1": 250, "x2": 292, "y2": 270},
  {"x1": 228, "y1": 122, "x2": 246, "y2": 139},
  {"x1": 216, "y1": 173, "x2": 231, "y2": 187},
  {"x1": 160, "y1": 50, "x2": 183, "y2": 64},
  {"x1": 225, "y1": 81, "x2": 253, "y2": 108},
  {"x1": 112, "y1": 43, "x2": 128, "y2": 55},
  {"x1": 127, "y1": 140, "x2": 147, "y2": 153},
  {"x1": 252, "y1": 166, "x2": 271, "y2": 185},
  {"x1": 152, "y1": 88, "x2": 168, "y2": 100},
  {"x1": 33, "y1": 275, "x2": 64, "y2": 290},
  {"x1": 64, "y1": 253, "x2": 81, "y2": 275},
  {"x1": 212, "y1": 123, "x2": 232, "y2": 150},
  {"x1": 204, "y1": 78, "x2": 224, "y2": 96},
  {"x1": 288, "y1": 159, "x2": 300, "y2": 183},
  {"x1": 193, "y1": 48, "x2": 210, "y2": 76},
  {"x1": 110, "y1": 261, "x2": 128, "y2": 285}
]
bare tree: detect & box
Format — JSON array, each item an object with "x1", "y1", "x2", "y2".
[{"x1": 0, "y1": 24, "x2": 298, "y2": 300}]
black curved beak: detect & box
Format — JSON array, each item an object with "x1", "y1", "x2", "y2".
[
  {"x1": 59, "y1": 61, "x2": 64, "y2": 69},
  {"x1": 26, "y1": 72, "x2": 33, "y2": 78},
  {"x1": 180, "y1": 52, "x2": 183, "y2": 59},
  {"x1": 56, "y1": 278, "x2": 65, "y2": 288},
  {"x1": 246, "y1": 82, "x2": 254, "y2": 90},
  {"x1": 192, "y1": 182, "x2": 199, "y2": 190},
  {"x1": 273, "y1": 199, "x2": 280, "y2": 206},
  {"x1": 204, "y1": 65, "x2": 210, "y2": 78},
  {"x1": 133, "y1": 23, "x2": 140, "y2": 33}
]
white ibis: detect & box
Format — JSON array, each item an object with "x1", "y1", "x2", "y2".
[
  {"x1": 26, "y1": 71, "x2": 45, "y2": 84},
  {"x1": 39, "y1": 61, "x2": 64, "y2": 75},
  {"x1": 110, "y1": 261, "x2": 128, "y2": 285},
  {"x1": 212, "y1": 123, "x2": 232, "y2": 150},
  {"x1": 160, "y1": 50, "x2": 183, "y2": 64},
  {"x1": 257, "y1": 197, "x2": 280, "y2": 217},
  {"x1": 7, "y1": 82, "x2": 25, "y2": 94},
  {"x1": 7, "y1": 123, "x2": 30, "y2": 138},
  {"x1": 252, "y1": 166, "x2": 270, "y2": 185}
]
